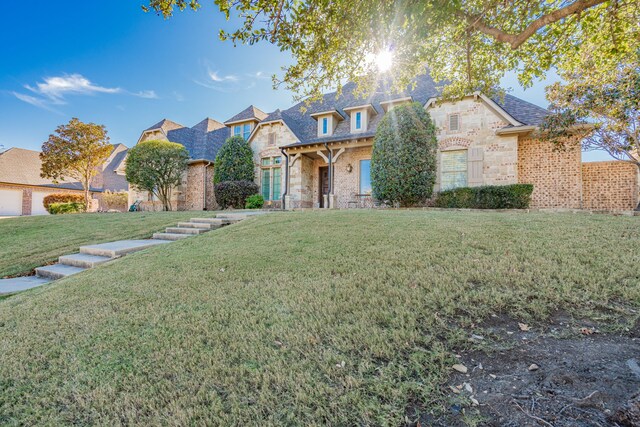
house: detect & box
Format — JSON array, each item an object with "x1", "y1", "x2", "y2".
[
  {"x1": 0, "y1": 145, "x2": 129, "y2": 216},
  {"x1": 136, "y1": 73, "x2": 639, "y2": 212}
]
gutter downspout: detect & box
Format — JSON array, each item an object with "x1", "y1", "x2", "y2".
[
  {"x1": 203, "y1": 161, "x2": 212, "y2": 210},
  {"x1": 323, "y1": 142, "x2": 333, "y2": 208},
  {"x1": 280, "y1": 148, "x2": 289, "y2": 210}
]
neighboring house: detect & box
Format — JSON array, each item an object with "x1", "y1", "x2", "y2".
[
  {"x1": 0, "y1": 145, "x2": 129, "y2": 216},
  {"x1": 137, "y1": 73, "x2": 639, "y2": 212}
]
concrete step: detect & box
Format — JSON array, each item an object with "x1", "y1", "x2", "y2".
[
  {"x1": 152, "y1": 232, "x2": 192, "y2": 241},
  {"x1": 190, "y1": 218, "x2": 229, "y2": 225},
  {"x1": 165, "y1": 227, "x2": 205, "y2": 235},
  {"x1": 216, "y1": 213, "x2": 249, "y2": 220},
  {"x1": 80, "y1": 239, "x2": 171, "y2": 257},
  {"x1": 177, "y1": 222, "x2": 217, "y2": 229},
  {"x1": 36, "y1": 264, "x2": 87, "y2": 280},
  {"x1": 59, "y1": 253, "x2": 113, "y2": 269},
  {"x1": 0, "y1": 276, "x2": 52, "y2": 295}
]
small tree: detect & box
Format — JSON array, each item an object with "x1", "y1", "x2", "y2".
[
  {"x1": 541, "y1": 59, "x2": 640, "y2": 170},
  {"x1": 125, "y1": 140, "x2": 189, "y2": 211},
  {"x1": 371, "y1": 102, "x2": 438, "y2": 207},
  {"x1": 40, "y1": 118, "x2": 113, "y2": 208},
  {"x1": 213, "y1": 135, "x2": 255, "y2": 183}
]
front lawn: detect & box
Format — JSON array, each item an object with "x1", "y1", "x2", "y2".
[
  {"x1": 0, "y1": 211, "x2": 218, "y2": 277},
  {"x1": 0, "y1": 210, "x2": 638, "y2": 425}
]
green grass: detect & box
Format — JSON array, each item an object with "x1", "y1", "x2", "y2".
[
  {"x1": 0, "y1": 210, "x2": 638, "y2": 425},
  {"x1": 0, "y1": 211, "x2": 218, "y2": 278}
]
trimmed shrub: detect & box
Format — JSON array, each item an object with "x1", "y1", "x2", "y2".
[
  {"x1": 213, "y1": 136, "x2": 255, "y2": 184},
  {"x1": 245, "y1": 194, "x2": 264, "y2": 209},
  {"x1": 434, "y1": 184, "x2": 534, "y2": 209},
  {"x1": 371, "y1": 102, "x2": 438, "y2": 207},
  {"x1": 43, "y1": 193, "x2": 85, "y2": 211},
  {"x1": 101, "y1": 190, "x2": 128, "y2": 211},
  {"x1": 47, "y1": 202, "x2": 86, "y2": 215},
  {"x1": 214, "y1": 180, "x2": 259, "y2": 209}
]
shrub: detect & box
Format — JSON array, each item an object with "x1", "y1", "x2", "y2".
[
  {"x1": 434, "y1": 184, "x2": 534, "y2": 209},
  {"x1": 214, "y1": 181, "x2": 259, "y2": 209},
  {"x1": 47, "y1": 202, "x2": 86, "y2": 215},
  {"x1": 43, "y1": 193, "x2": 85, "y2": 211},
  {"x1": 101, "y1": 190, "x2": 128, "y2": 211},
  {"x1": 245, "y1": 194, "x2": 264, "y2": 209},
  {"x1": 213, "y1": 136, "x2": 255, "y2": 184},
  {"x1": 371, "y1": 102, "x2": 438, "y2": 207}
]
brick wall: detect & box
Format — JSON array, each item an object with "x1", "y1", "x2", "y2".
[
  {"x1": 183, "y1": 163, "x2": 216, "y2": 211},
  {"x1": 518, "y1": 138, "x2": 583, "y2": 208},
  {"x1": 582, "y1": 161, "x2": 639, "y2": 210},
  {"x1": 332, "y1": 146, "x2": 373, "y2": 208},
  {"x1": 21, "y1": 188, "x2": 32, "y2": 215}
]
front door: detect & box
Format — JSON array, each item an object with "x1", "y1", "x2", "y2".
[{"x1": 319, "y1": 167, "x2": 329, "y2": 208}]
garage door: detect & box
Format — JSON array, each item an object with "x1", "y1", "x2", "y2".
[
  {"x1": 0, "y1": 189, "x2": 23, "y2": 216},
  {"x1": 31, "y1": 191, "x2": 51, "y2": 215}
]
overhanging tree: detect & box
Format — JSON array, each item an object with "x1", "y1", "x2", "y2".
[
  {"x1": 213, "y1": 135, "x2": 255, "y2": 183},
  {"x1": 371, "y1": 102, "x2": 438, "y2": 207},
  {"x1": 144, "y1": 1, "x2": 638, "y2": 100},
  {"x1": 125, "y1": 140, "x2": 189, "y2": 211},
  {"x1": 40, "y1": 118, "x2": 113, "y2": 209},
  {"x1": 540, "y1": 56, "x2": 640, "y2": 170}
]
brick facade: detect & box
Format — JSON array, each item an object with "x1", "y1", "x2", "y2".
[
  {"x1": 517, "y1": 138, "x2": 583, "y2": 209},
  {"x1": 582, "y1": 161, "x2": 639, "y2": 210},
  {"x1": 182, "y1": 162, "x2": 216, "y2": 211}
]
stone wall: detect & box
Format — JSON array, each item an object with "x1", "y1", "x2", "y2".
[
  {"x1": 428, "y1": 98, "x2": 518, "y2": 189},
  {"x1": 517, "y1": 138, "x2": 583, "y2": 209},
  {"x1": 289, "y1": 155, "x2": 314, "y2": 208},
  {"x1": 332, "y1": 146, "x2": 373, "y2": 208},
  {"x1": 582, "y1": 161, "x2": 639, "y2": 210}
]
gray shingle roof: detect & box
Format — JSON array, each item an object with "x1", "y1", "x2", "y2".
[
  {"x1": 144, "y1": 119, "x2": 185, "y2": 133},
  {"x1": 149, "y1": 121, "x2": 230, "y2": 162},
  {"x1": 0, "y1": 148, "x2": 102, "y2": 191},
  {"x1": 498, "y1": 94, "x2": 549, "y2": 126},
  {"x1": 224, "y1": 105, "x2": 268, "y2": 124}
]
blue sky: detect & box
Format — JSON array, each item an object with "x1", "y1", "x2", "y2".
[{"x1": 1, "y1": 1, "x2": 606, "y2": 160}]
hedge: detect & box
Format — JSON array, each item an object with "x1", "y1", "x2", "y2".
[
  {"x1": 245, "y1": 194, "x2": 265, "y2": 209},
  {"x1": 214, "y1": 180, "x2": 259, "y2": 209},
  {"x1": 434, "y1": 184, "x2": 534, "y2": 209},
  {"x1": 47, "y1": 202, "x2": 86, "y2": 215},
  {"x1": 43, "y1": 193, "x2": 85, "y2": 210}
]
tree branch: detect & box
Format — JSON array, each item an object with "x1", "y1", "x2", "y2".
[{"x1": 458, "y1": 0, "x2": 607, "y2": 49}]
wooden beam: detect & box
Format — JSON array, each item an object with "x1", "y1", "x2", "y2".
[
  {"x1": 332, "y1": 147, "x2": 346, "y2": 163},
  {"x1": 316, "y1": 150, "x2": 329, "y2": 163},
  {"x1": 289, "y1": 153, "x2": 301, "y2": 167}
]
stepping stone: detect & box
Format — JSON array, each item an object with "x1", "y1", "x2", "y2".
[
  {"x1": 80, "y1": 239, "x2": 171, "y2": 258},
  {"x1": 59, "y1": 253, "x2": 113, "y2": 269},
  {"x1": 177, "y1": 222, "x2": 216, "y2": 229},
  {"x1": 0, "y1": 276, "x2": 52, "y2": 294},
  {"x1": 36, "y1": 264, "x2": 86, "y2": 280},
  {"x1": 165, "y1": 227, "x2": 205, "y2": 235},
  {"x1": 152, "y1": 232, "x2": 192, "y2": 241}
]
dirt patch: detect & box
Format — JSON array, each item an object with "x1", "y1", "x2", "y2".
[{"x1": 430, "y1": 316, "x2": 640, "y2": 426}]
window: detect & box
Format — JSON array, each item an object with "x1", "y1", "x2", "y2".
[
  {"x1": 449, "y1": 114, "x2": 460, "y2": 131},
  {"x1": 355, "y1": 112, "x2": 362, "y2": 130},
  {"x1": 243, "y1": 123, "x2": 251, "y2": 140},
  {"x1": 441, "y1": 150, "x2": 468, "y2": 190},
  {"x1": 359, "y1": 159, "x2": 372, "y2": 194},
  {"x1": 233, "y1": 125, "x2": 242, "y2": 137},
  {"x1": 260, "y1": 156, "x2": 282, "y2": 201},
  {"x1": 322, "y1": 117, "x2": 328, "y2": 134}
]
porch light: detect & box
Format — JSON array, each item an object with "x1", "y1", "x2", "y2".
[{"x1": 346, "y1": 163, "x2": 353, "y2": 173}]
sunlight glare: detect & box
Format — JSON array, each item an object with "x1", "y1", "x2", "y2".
[{"x1": 375, "y1": 50, "x2": 393, "y2": 73}]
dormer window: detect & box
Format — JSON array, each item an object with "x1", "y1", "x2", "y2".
[
  {"x1": 233, "y1": 123, "x2": 252, "y2": 140},
  {"x1": 310, "y1": 110, "x2": 344, "y2": 137},
  {"x1": 233, "y1": 125, "x2": 241, "y2": 137},
  {"x1": 344, "y1": 104, "x2": 376, "y2": 133}
]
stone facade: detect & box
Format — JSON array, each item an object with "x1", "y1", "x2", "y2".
[
  {"x1": 517, "y1": 138, "x2": 583, "y2": 209},
  {"x1": 428, "y1": 98, "x2": 518, "y2": 190},
  {"x1": 582, "y1": 161, "x2": 639, "y2": 210},
  {"x1": 181, "y1": 162, "x2": 216, "y2": 211}
]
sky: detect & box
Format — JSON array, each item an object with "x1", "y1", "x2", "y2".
[{"x1": 0, "y1": 1, "x2": 607, "y2": 161}]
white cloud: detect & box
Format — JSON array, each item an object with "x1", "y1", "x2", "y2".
[
  {"x1": 208, "y1": 70, "x2": 239, "y2": 83},
  {"x1": 248, "y1": 71, "x2": 270, "y2": 80},
  {"x1": 12, "y1": 92, "x2": 62, "y2": 113},
  {"x1": 133, "y1": 90, "x2": 159, "y2": 99},
  {"x1": 26, "y1": 74, "x2": 121, "y2": 102}
]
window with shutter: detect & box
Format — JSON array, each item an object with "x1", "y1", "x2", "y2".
[
  {"x1": 441, "y1": 150, "x2": 468, "y2": 190},
  {"x1": 467, "y1": 147, "x2": 484, "y2": 186},
  {"x1": 449, "y1": 114, "x2": 460, "y2": 131}
]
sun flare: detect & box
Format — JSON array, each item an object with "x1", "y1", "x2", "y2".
[{"x1": 374, "y1": 50, "x2": 393, "y2": 72}]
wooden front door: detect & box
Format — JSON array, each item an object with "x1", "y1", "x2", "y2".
[{"x1": 319, "y1": 167, "x2": 329, "y2": 207}]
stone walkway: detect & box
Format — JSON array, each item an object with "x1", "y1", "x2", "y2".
[{"x1": 0, "y1": 212, "x2": 264, "y2": 295}]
